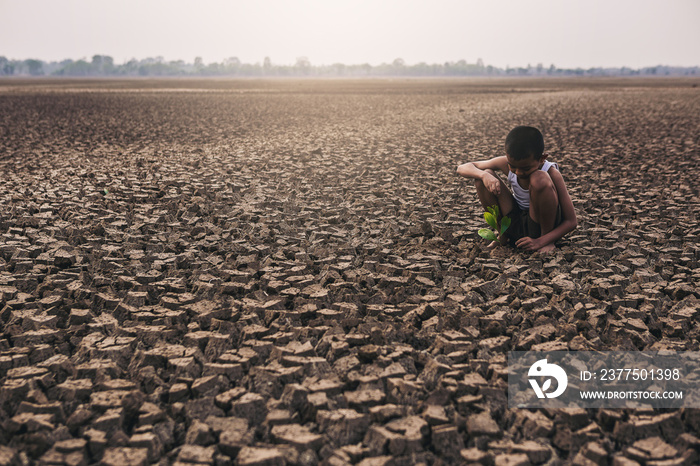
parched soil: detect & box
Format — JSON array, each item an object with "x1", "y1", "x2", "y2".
[{"x1": 0, "y1": 77, "x2": 699, "y2": 465}]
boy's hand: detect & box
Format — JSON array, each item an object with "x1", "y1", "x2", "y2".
[
  {"x1": 515, "y1": 236, "x2": 544, "y2": 251},
  {"x1": 482, "y1": 172, "x2": 501, "y2": 195}
]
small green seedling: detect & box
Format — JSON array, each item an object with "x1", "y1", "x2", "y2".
[
  {"x1": 103, "y1": 188, "x2": 109, "y2": 195},
  {"x1": 478, "y1": 205, "x2": 510, "y2": 242}
]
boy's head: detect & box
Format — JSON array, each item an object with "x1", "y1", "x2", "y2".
[{"x1": 505, "y1": 126, "x2": 544, "y2": 161}]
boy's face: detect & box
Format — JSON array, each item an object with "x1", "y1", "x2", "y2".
[{"x1": 506, "y1": 153, "x2": 545, "y2": 179}]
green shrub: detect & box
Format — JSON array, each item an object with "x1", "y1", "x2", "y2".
[{"x1": 478, "y1": 205, "x2": 510, "y2": 242}]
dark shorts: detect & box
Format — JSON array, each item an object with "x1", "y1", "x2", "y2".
[{"x1": 502, "y1": 204, "x2": 562, "y2": 245}]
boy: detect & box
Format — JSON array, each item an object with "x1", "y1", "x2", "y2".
[{"x1": 456, "y1": 126, "x2": 576, "y2": 252}]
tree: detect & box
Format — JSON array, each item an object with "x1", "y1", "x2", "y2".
[
  {"x1": 124, "y1": 59, "x2": 139, "y2": 75},
  {"x1": 0, "y1": 56, "x2": 10, "y2": 75},
  {"x1": 332, "y1": 63, "x2": 345, "y2": 75},
  {"x1": 392, "y1": 57, "x2": 405, "y2": 68},
  {"x1": 63, "y1": 60, "x2": 92, "y2": 76},
  {"x1": 223, "y1": 57, "x2": 240, "y2": 75},
  {"x1": 194, "y1": 57, "x2": 203, "y2": 69},
  {"x1": 92, "y1": 55, "x2": 114, "y2": 74},
  {"x1": 25, "y1": 59, "x2": 44, "y2": 76},
  {"x1": 295, "y1": 56, "x2": 311, "y2": 75}
]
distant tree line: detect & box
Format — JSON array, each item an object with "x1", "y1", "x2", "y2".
[{"x1": 0, "y1": 55, "x2": 697, "y2": 78}]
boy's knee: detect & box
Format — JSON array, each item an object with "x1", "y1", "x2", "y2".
[
  {"x1": 529, "y1": 171, "x2": 555, "y2": 193},
  {"x1": 529, "y1": 172, "x2": 558, "y2": 207}
]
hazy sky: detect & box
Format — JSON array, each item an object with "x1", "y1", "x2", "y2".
[{"x1": 1, "y1": 0, "x2": 698, "y2": 68}]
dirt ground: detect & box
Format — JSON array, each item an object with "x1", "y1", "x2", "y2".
[{"x1": 0, "y1": 77, "x2": 699, "y2": 465}]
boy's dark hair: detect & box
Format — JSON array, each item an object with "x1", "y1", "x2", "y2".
[{"x1": 505, "y1": 126, "x2": 544, "y2": 160}]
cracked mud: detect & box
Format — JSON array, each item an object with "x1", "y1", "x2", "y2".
[{"x1": 0, "y1": 78, "x2": 699, "y2": 465}]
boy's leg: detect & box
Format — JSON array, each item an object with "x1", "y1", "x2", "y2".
[
  {"x1": 475, "y1": 169, "x2": 516, "y2": 247},
  {"x1": 474, "y1": 169, "x2": 515, "y2": 216},
  {"x1": 528, "y1": 170, "x2": 559, "y2": 236}
]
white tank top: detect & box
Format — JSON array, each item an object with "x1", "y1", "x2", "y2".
[{"x1": 507, "y1": 160, "x2": 558, "y2": 210}]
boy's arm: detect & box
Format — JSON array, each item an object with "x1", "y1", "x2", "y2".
[
  {"x1": 518, "y1": 167, "x2": 577, "y2": 251},
  {"x1": 456, "y1": 156, "x2": 509, "y2": 195}
]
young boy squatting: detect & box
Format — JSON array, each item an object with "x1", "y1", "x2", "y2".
[{"x1": 456, "y1": 126, "x2": 577, "y2": 253}]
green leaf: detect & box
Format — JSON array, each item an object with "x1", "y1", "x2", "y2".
[
  {"x1": 478, "y1": 228, "x2": 498, "y2": 241},
  {"x1": 103, "y1": 188, "x2": 109, "y2": 195},
  {"x1": 484, "y1": 212, "x2": 498, "y2": 230},
  {"x1": 487, "y1": 205, "x2": 499, "y2": 217},
  {"x1": 500, "y1": 216, "x2": 511, "y2": 235}
]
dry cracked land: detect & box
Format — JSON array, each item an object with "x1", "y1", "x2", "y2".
[{"x1": 0, "y1": 77, "x2": 699, "y2": 465}]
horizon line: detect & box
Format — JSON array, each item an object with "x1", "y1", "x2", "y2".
[{"x1": 2, "y1": 55, "x2": 699, "y2": 70}]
